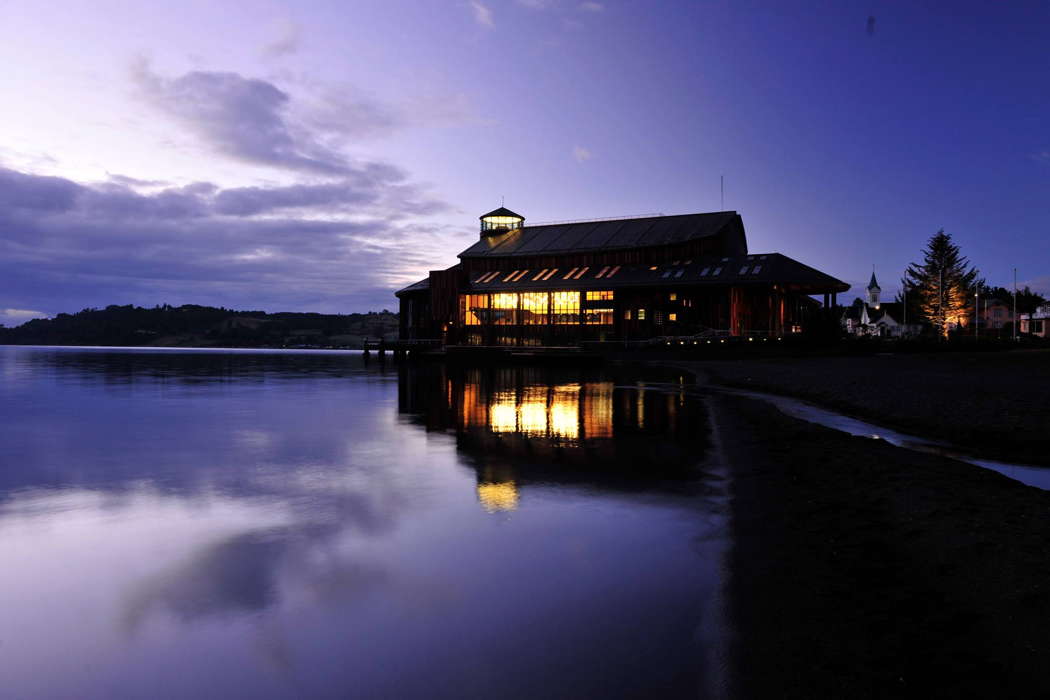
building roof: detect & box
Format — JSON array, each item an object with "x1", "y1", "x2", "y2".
[
  {"x1": 395, "y1": 277, "x2": 430, "y2": 296},
  {"x1": 868, "y1": 270, "x2": 880, "y2": 290},
  {"x1": 479, "y1": 206, "x2": 524, "y2": 220},
  {"x1": 458, "y1": 211, "x2": 743, "y2": 259},
  {"x1": 462, "y1": 252, "x2": 849, "y2": 294}
]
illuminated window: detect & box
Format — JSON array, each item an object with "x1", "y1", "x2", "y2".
[
  {"x1": 510, "y1": 269, "x2": 530, "y2": 282},
  {"x1": 584, "y1": 308, "x2": 614, "y2": 325},
  {"x1": 491, "y1": 293, "x2": 518, "y2": 325},
  {"x1": 699, "y1": 267, "x2": 710, "y2": 276},
  {"x1": 624, "y1": 309, "x2": 632, "y2": 320},
  {"x1": 669, "y1": 312, "x2": 678, "y2": 322},
  {"x1": 542, "y1": 268, "x2": 559, "y2": 280},
  {"x1": 607, "y1": 265, "x2": 621, "y2": 278},
  {"x1": 532, "y1": 269, "x2": 549, "y2": 281},
  {"x1": 674, "y1": 269, "x2": 684, "y2": 278},
  {"x1": 669, "y1": 293, "x2": 677, "y2": 301},
  {"x1": 739, "y1": 266, "x2": 750, "y2": 275},
  {"x1": 503, "y1": 270, "x2": 521, "y2": 282},
  {"x1": 661, "y1": 270, "x2": 673, "y2": 278},
  {"x1": 563, "y1": 267, "x2": 579, "y2": 279},
  {"x1": 712, "y1": 267, "x2": 723, "y2": 275},
  {"x1": 573, "y1": 266, "x2": 590, "y2": 279},
  {"x1": 586, "y1": 290, "x2": 613, "y2": 301},
  {"x1": 551, "y1": 291, "x2": 580, "y2": 324},
  {"x1": 460, "y1": 294, "x2": 489, "y2": 325},
  {"x1": 521, "y1": 292, "x2": 548, "y2": 325},
  {"x1": 474, "y1": 272, "x2": 490, "y2": 283},
  {"x1": 595, "y1": 266, "x2": 610, "y2": 278},
  {"x1": 637, "y1": 309, "x2": 646, "y2": 320},
  {"x1": 649, "y1": 266, "x2": 658, "y2": 271}
]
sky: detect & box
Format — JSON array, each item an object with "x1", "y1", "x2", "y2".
[{"x1": 1, "y1": 0, "x2": 1048, "y2": 325}]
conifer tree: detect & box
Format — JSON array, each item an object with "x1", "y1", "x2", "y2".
[{"x1": 902, "y1": 230, "x2": 979, "y2": 337}]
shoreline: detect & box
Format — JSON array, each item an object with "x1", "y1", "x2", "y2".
[
  {"x1": 687, "y1": 351, "x2": 1050, "y2": 467},
  {"x1": 712, "y1": 392, "x2": 1050, "y2": 699}
]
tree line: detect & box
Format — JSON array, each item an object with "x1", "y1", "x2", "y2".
[{"x1": 0, "y1": 304, "x2": 400, "y2": 348}]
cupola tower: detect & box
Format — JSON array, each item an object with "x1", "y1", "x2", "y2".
[{"x1": 479, "y1": 206, "x2": 524, "y2": 238}]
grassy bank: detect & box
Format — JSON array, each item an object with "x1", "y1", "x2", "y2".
[
  {"x1": 716, "y1": 393, "x2": 1050, "y2": 699},
  {"x1": 695, "y1": 350, "x2": 1050, "y2": 465}
]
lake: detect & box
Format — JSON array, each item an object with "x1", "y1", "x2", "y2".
[{"x1": 0, "y1": 346, "x2": 729, "y2": 699}]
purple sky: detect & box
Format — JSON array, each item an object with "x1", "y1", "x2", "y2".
[{"x1": 2, "y1": 0, "x2": 1048, "y2": 325}]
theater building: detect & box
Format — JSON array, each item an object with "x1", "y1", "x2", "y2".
[{"x1": 396, "y1": 207, "x2": 848, "y2": 346}]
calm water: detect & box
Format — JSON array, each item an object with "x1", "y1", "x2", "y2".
[{"x1": 0, "y1": 346, "x2": 729, "y2": 700}]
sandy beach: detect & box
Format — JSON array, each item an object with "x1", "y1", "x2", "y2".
[{"x1": 713, "y1": 391, "x2": 1050, "y2": 699}]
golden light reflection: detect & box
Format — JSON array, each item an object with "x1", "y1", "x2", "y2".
[
  {"x1": 457, "y1": 377, "x2": 614, "y2": 442},
  {"x1": 550, "y1": 383, "x2": 580, "y2": 440},
  {"x1": 519, "y1": 386, "x2": 548, "y2": 436},
  {"x1": 476, "y1": 481, "x2": 519, "y2": 512},
  {"x1": 489, "y1": 391, "x2": 518, "y2": 433}
]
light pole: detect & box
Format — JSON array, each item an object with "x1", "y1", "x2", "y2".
[
  {"x1": 974, "y1": 290, "x2": 979, "y2": 341},
  {"x1": 1013, "y1": 268, "x2": 1018, "y2": 341}
]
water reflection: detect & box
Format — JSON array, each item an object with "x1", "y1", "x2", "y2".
[
  {"x1": 399, "y1": 363, "x2": 712, "y2": 491},
  {"x1": 0, "y1": 347, "x2": 727, "y2": 700}
]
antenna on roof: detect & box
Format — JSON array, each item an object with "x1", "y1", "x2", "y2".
[
  {"x1": 720, "y1": 175, "x2": 724, "y2": 210},
  {"x1": 501, "y1": 195, "x2": 504, "y2": 206}
]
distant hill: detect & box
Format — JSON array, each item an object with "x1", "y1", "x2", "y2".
[{"x1": 0, "y1": 304, "x2": 399, "y2": 349}]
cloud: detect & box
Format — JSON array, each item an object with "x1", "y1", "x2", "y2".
[
  {"x1": 580, "y1": 1, "x2": 604, "y2": 11},
  {"x1": 572, "y1": 145, "x2": 592, "y2": 162},
  {"x1": 107, "y1": 173, "x2": 170, "y2": 189},
  {"x1": 133, "y1": 60, "x2": 352, "y2": 175},
  {"x1": 261, "y1": 19, "x2": 301, "y2": 58},
  {"x1": 1022, "y1": 275, "x2": 1050, "y2": 296},
  {"x1": 518, "y1": 0, "x2": 556, "y2": 8},
  {"x1": 0, "y1": 165, "x2": 457, "y2": 315},
  {"x1": 0, "y1": 308, "x2": 49, "y2": 326},
  {"x1": 470, "y1": 1, "x2": 494, "y2": 27}
]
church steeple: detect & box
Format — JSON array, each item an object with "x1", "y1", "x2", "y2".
[{"x1": 867, "y1": 267, "x2": 881, "y2": 307}]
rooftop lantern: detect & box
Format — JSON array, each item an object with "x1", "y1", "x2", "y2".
[{"x1": 479, "y1": 206, "x2": 524, "y2": 238}]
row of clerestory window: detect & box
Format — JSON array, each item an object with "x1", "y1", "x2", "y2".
[{"x1": 474, "y1": 264, "x2": 622, "y2": 284}]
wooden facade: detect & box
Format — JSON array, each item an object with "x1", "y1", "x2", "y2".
[{"x1": 397, "y1": 209, "x2": 847, "y2": 346}]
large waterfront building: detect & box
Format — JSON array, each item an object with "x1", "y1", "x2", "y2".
[{"x1": 396, "y1": 207, "x2": 849, "y2": 346}]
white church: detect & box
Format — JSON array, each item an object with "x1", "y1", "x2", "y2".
[{"x1": 842, "y1": 270, "x2": 919, "y2": 338}]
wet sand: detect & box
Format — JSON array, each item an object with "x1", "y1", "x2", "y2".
[
  {"x1": 697, "y1": 350, "x2": 1050, "y2": 465},
  {"x1": 715, "y1": 393, "x2": 1050, "y2": 699}
]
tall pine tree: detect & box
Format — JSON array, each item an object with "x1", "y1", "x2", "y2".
[{"x1": 902, "y1": 230, "x2": 979, "y2": 337}]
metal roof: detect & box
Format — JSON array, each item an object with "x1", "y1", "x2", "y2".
[
  {"x1": 395, "y1": 277, "x2": 430, "y2": 296},
  {"x1": 462, "y1": 253, "x2": 849, "y2": 294},
  {"x1": 459, "y1": 211, "x2": 741, "y2": 259}
]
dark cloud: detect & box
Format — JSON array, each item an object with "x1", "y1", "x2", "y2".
[
  {"x1": 106, "y1": 173, "x2": 170, "y2": 188},
  {"x1": 133, "y1": 61, "x2": 352, "y2": 175},
  {"x1": 0, "y1": 166, "x2": 462, "y2": 316}
]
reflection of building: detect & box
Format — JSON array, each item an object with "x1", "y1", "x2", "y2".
[
  {"x1": 476, "y1": 481, "x2": 519, "y2": 512},
  {"x1": 397, "y1": 207, "x2": 849, "y2": 345},
  {"x1": 397, "y1": 364, "x2": 711, "y2": 515},
  {"x1": 458, "y1": 374, "x2": 614, "y2": 443}
]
